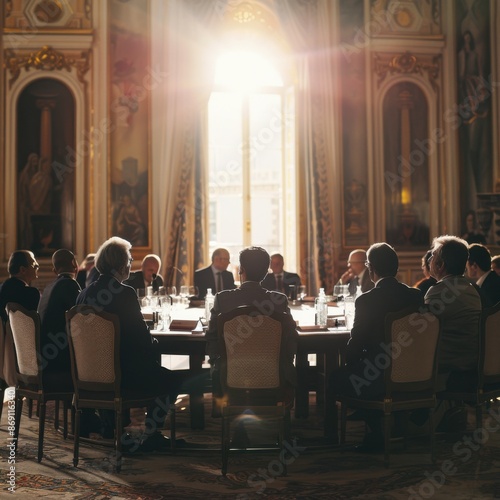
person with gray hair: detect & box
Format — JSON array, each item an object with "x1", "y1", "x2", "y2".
[
  {"x1": 76, "y1": 236, "x2": 183, "y2": 450},
  {"x1": 425, "y1": 235, "x2": 481, "y2": 389}
]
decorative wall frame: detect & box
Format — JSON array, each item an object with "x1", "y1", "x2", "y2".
[{"x1": 108, "y1": 0, "x2": 151, "y2": 251}]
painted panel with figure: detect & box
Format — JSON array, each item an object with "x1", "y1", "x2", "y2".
[
  {"x1": 455, "y1": 0, "x2": 492, "y2": 232},
  {"x1": 109, "y1": 0, "x2": 150, "y2": 248},
  {"x1": 17, "y1": 78, "x2": 75, "y2": 255}
]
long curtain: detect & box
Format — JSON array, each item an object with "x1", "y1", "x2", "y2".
[
  {"x1": 153, "y1": 0, "x2": 223, "y2": 287},
  {"x1": 154, "y1": 0, "x2": 340, "y2": 292},
  {"x1": 276, "y1": 0, "x2": 340, "y2": 293}
]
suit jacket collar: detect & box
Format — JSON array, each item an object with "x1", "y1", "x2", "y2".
[
  {"x1": 375, "y1": 276, "x2": 398, "y2": 288},
  {"x1": 239, "y1": 281, "x2": 262, "y2": 290}
]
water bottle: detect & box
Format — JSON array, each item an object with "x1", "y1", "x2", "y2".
[
  {"x1": 205, "y1": 288, "x2": 215, "y2": 321},
  {"x1": 315, "y1": 288, "x2": 328, "y2": 328}
]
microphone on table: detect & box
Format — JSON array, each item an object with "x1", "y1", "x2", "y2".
[{"x1": 152, "y1": 273, "x2": 160, "y2": 294}]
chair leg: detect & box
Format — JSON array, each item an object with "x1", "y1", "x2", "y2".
[
  {"x1": 428, "y1": 406, "x2": 436, "y2": 464},
  {"x1": 63, "y1": 401, "x2": 69, "y2": 439},
  {"x1": 73, "y1": 409, "x2": 81, "y2": 467},
  {"x1": 383, "y1": 412, "x2": 391, "y2": 468},
  {"x1": 221, "y1": 407, "x2": 230, "y2": 475},
  {"x1": 14, "y1": 395, "x2": 23, "y2": 452},
  {"x1": 0, "y1": 384, "x2": 4, "y2": 422},
  {"x1": 169, "y1": 403, "x2": 176, "y2": 454},
  {"x1": 476, "y1": 404, "x2": 483, "y2": 431},
  {"x1": 340, "y1": 402, "x2": 348, "y2": 450},
  {"x1": 116, "y1": 409, "x2": 123, "y2": 473},
  {"x1": 54, "y1": 400, "x2": 60, "y2": 430},
  {"x1": 38, "y1": 402, "x2": 46, "y2": 463},
  {"x1": 28, "y1": 398, "x2": 33, "y2": 418},
  {"x1": 280, "y1": 408, "x2": 289, "y2": 477}
]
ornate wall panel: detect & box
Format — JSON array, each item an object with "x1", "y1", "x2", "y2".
[{"x1": 3, "y1": 0, "x2": 92, "y2": 31}]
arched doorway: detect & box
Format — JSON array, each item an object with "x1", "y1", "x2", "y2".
[{"x1": 17, "y1": 78, "x2": 75, "y2": 254}]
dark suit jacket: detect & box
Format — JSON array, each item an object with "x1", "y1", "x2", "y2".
[
  {"x1": 336, "y1": 269, "x2": 374, "y2": 296},
  {"x1": 261, "y1": 271, "x2": 301, "y2": 296},
  {"x1": 38, "y1": 274, "x2": 81, "y2": 373},
  {"x1": 76, "y1": 267, "x2": 99, "y2": 290},
  {"x1": 345, "y1": 276, "x2": 424, "y2": 366},
  {"x1": 478, "y1": 271, "x2": 500, "y2": 308},
  {"x1": 194, "y1": 266, "x2": 236, "y2": 299},
  {"x1": 206, "y1": 281, "x2": 298, "y2": 388},
  {"x1": 0, "y1": 276, "x2": 40, "y2": 323},
  {"x1": 124, "y1": 271, "x2": 164, "y2": 292},
  {"x1": 76, "y1": 274, "x2": 166, "y2": 390}
]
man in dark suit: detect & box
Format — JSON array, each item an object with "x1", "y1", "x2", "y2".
[
  {"x1": 77, "y1": 237, "x2": 182, "y2": 451},
  {"x1": 260, "y1": 253, "x2": 301, "y2": 297},
  {"x1": 466, "y1": 243, "x2": 500, "y2": 308},
  {"x1": 124, "y1": 254, "x2": 164, "y2": 293},
  {"x1": 76, "y1": 253, "x2": 99, "y2": 290},
  {"x1": 195, "y1": 248, "x2": 236, "y2": 299},
  {"x1": 38, "y1": 249, "x2": 81, "y2": 374},
  {"x1": 331, "y1": 243, "x2": 423, "y2": 450},
  {"x1": 206, "y1": 246, "x2": 298, "y2": 404},
  {"x1": 0, "y1": 250, "x2": 40, "y2": 323},
  {"x1": 336, "y1": 249, "x2": 374, "y2": 295}
]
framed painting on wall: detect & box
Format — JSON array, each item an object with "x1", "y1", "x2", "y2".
[{"x1": 108, "y1": 0, "x2": 151, "y2": 250}]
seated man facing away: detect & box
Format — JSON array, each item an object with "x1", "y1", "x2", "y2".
[
  {"x1": 0, "y1": 250, "x2": 40, "y2": 323},
  {"x1": 330, "y1": 242, "x2": 423, "y2": 451},
  {"x1": 425, "y1": 235, "x2": 481, "y2": 392},
  {"x1": 336, "y1": 249, "x2": 374, "y2": 296},
  {"x1": 76, "y1": 253, "x2": 99, "y2": 290},
  {"x1": 38, "y1": 249, "x2": 81, "y2": 374},
  {"x1": 466, "y1": 243, "x2": 500, "y2": 308},
  {"x1": 77, "y1": 237, "x2": 182, "y2": 451},
  {"x1": 206, "y1": 246, "x2": 298, "y2": 407},
  {"x1": 124, "y1": 253, "x2": 164, "y2": 293},
  {"x1": 260, "y1": 253, "x2": 301, "y2": 296},
  {"x1": 195, "y1": 248, "x2": 236, "y2": 299}
]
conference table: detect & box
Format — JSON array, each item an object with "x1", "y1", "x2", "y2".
[{"x1": 149, "y1": 302, "x2": 350, "y2": 440}]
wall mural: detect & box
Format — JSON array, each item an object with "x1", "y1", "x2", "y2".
[
  {"x1": 456, "y1": 0, "x2": 492, "y2": 241},
  {"x1": 17, "y1": 78, "x2": 75, "y2": 255},
  {"x1": 108, "y1": 0, "x2": 150, "y2": 248}
]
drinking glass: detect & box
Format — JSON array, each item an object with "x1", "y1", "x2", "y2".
[
  {"x1": 137, "y1": 288, "x2": 149, "y2": 308},
  {"x1": 333, "y1": 285, "x2": 348, "y2": 316},
  {"x1": 298, "y1": 285, "x2": 306, "y2": 301},
  {"x1": 166, "y1": 286, "x2": 177, "y2": 298}
]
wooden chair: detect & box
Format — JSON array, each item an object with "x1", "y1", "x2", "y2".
[
  {"x1": 217, "y1": 305, "x2": 292, "y2": 476},
  {"x1": 6, "y1": 302, "x2": 73, "y2": 463},
  {"x1": 337, "y1": 308, "x2": 440, "y2": 467},
  {"x1": 66, "y1": 305, "x2": 176, "y2": 472},
  {"x1": 437, "y1": 301, "x2": 500, "y2": 429}
]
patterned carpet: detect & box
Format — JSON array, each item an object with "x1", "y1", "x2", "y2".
[{"x1": 1, "y1": 394, "x2": 500, "y2": 499}]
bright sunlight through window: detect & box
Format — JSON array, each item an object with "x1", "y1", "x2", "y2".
[
  {"x1": 213, "y1": 51, "x2": 283, "y2": 90},
  {"x1": 208, "y1": 49, "x2": 297, "y2": 277}
]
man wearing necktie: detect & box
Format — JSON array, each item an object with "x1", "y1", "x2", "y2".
[
  {"x1": 194, "y1": 248, "x2": 236, "y2": 299},
  {"x1": 261, "y1": 253, "x2": 301, "y2": 296}
]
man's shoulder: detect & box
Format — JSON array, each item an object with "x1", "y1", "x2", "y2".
[{"x1": 195, "y1": 266, "x2": 211, "y2": 276}]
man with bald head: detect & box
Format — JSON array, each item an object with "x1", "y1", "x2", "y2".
[
  {"x1": 195, "y1": 248, "x2": 236, "y2": 299},
  {"x1": 125, "y1": 254, "x2": 164, "y2": 293},
  {"x1": 337, "y1": 249, "x2": 374, "y2": 295},
  {"x1": 38, "y1": 249, "x2": 80, "y2": 374}
]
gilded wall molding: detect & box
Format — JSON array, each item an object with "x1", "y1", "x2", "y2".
[
  {"x1": 373, "y1": 51, "x2": 441, "y2": 92},
  {"x1": 4, "y1": 45, "x2": 90, "y2": 88}
]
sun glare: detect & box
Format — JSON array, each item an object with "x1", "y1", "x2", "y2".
[{"x1": 214, "y1": 51, "x2": 283, "y2": 91}]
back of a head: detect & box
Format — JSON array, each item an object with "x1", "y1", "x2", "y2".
[
  {"x1": 367, "y1": 243, "x2": 398, "y2": 277},
  {"x1": 52, "y1": 249, "x2": 76, "y2": 273},
  {"x1": 8, "y1": 250, "x2": 31, "y2": 275},
  {"x1": 468, "y1": 243, "x2": 491, "y2": 272},
  {"x1": 433, "y1": 235, "x2": 469, "y2": 275},
  {"x1": 95, "y1": 237, "x2": 131, "y2": 275},
  {"x1": 240, "y1": 247, "x2": 270, "y2": 282}
]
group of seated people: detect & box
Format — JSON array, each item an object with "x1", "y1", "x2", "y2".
[{"x1": 0, "y1": 233, "x2": 497, "y2": 454}]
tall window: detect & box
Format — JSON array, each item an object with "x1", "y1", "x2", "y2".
[{"x1": 208, "y1": 50, "x2": 296, "y2": 274}]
